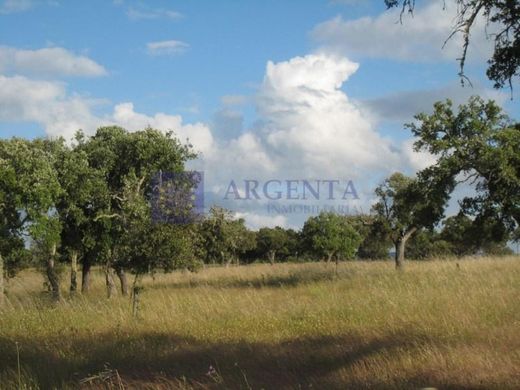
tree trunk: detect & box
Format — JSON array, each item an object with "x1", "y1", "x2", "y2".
[
  {"x1": 394, "y1": 227, "x2": 417, "y2": 270},
  {"x1": 0, "y1": 254, "x2": 4, "y2": 306},
  {"x1": 81, "y1": 260, "x2": 91, "y2": 294},
  {"x1": 70, "y1": 251, "x2": 78, "y2": 294},
  {"x1": 132, "y1": 286, "x2": 141, "y2": 318},
  {"x1": 326, "y1": 252, "x2": 334, "y2": 264},
  {"x1": 47, "y1": 244, "x2": 61, "y2": 302},
  {"x1": 115, "y1": 267, "x2": 129, "y2": 296},
  {"x1": 105, "y1": 260, "x2": 116, "y2": 299},
  {"x1": 268, "y1": 251, "x2": 276, "y2": 265},
  {"x1": 132, "y1": 275, "x2": 142, "y2": 318},
  {"x1": 225, "y1": 257, "x2": 233, "y2": 268}
]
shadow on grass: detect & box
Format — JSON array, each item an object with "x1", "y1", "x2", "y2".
[
  {"x1": 0, "y1": 330, "x2": 491, "y2": 390},
  {"x1": 152, "y1": 266, "x2": 349, "y2": 291}
]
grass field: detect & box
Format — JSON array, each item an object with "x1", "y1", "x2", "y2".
[{"x1": 0, "y1": 257, "x2": 519, "y2": 389}]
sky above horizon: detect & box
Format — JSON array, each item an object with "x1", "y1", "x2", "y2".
[{"x1": 0, "y1": 0, "x2": 518, "y2": 229}]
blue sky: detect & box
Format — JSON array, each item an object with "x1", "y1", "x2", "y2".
[{"x1": 0, "y1": 0, "x2": 518, "y2": 228}]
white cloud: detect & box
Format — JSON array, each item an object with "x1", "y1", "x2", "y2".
[
  {"x1": 254, "y1": 54, "x2": 401, "y2": 178},
  {"x1": 0, "y1": 75, "x2": 213, "y2": 156},
  {"x1": 0, "y1": 0, "x2": 32, "y2": 14},
  {"x1": 147, "y1": 40, "x2": 189, "y2": 56},
  {"x1": 401, "y1": 138, "x2": 437, "y2": 173},
  {"x1": 0, "y1": 75, "x2": 102, "y2": 139},
  {"x1": 127, "y1": 6, "x2": 182, "y2": 21},
  {"x1": 0, "y1": 46, "x2": 107, "y2": 77},
  {"x1": 109, "y1": 102, "x2": 213, "y2": 155},
  {"x1": 0, "y1": 51, "x2": 444, "y2": 228},
  {"x1": 194, "y1": 53, "x2": 406, "y2": 225},
  {"x1": 311, "y1": 0, "x2": 492, "y2": 63}
]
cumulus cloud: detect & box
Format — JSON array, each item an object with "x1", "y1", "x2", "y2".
[
  {"x1": 194, "y1": 53, "x2": 406, "y2": 226},
  {"x1": 0, "y1": 46, "x2": 107, "y2": 77},
  {"x1": 147, "y1": 40, "x2": 189, "y2": 56},
  {"x1": 109, "y1": 102, "x2": 213, "y2": 155},
  {"x1": 0, "y1": 75, "x2": 213, "y2": 155},
  {"x1": 0, "y1": 50, "x2": 439, "y2": 227},
  {"x1": 311, "y1": 0, "x2": 492, "y2": 63},
  {"x1": 0, "y1": 75, "x2": 102, "y2": 139},
  {"x1": 254, "y1": 54, "x2": 401, "y2": 178}
]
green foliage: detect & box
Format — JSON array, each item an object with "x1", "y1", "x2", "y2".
[
  {"x1": 301, "y1": 212, "x2": 362, "y2": 261},
  {"x1": 198, "y1": 207, "x2": 256, "y2": 265},
  {"x1": 406, "y1": 229, "x2": 452, "y2": 260},
  {"x1": 0, "y1": 138, "x2": 62, "y2": 271},
  {"x1": 357, "y1": 218, "x2": 392, "y2": 260},
  {"x1": 76, "y1": 127, "x2": 198, "y2": 276},
  {"x1": 410, "y1": 96, "x2": 519, "y2": 235},
  {"x1": 372, "y1": 171, "x2": 454, "y2": 265},
  {"x1": 256, "y1": 227, "x2": 291, "y2": 264}
]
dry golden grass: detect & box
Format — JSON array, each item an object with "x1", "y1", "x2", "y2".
[{"x1": 1, "y1": 257, "x2": 519, "y2": 389}]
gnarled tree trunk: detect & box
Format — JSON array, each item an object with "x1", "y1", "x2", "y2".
[
  {"x1": 394, "y1": 227, "x2": 417, "y2": 270},
  {"x1": 47, "y1": 244, "x2": 61, "y2": 302}
]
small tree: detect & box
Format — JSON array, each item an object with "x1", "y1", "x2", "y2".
[
  {"x1": 0, "y1": 139, "x2": 63, "y2": 301},
  {"x1": 256, "y1": 227, "x2": 290, "y2": 265},
  {"x1": 301, "y1": 212, "x2": 362, "y2": 268},
  {"x1": 373, "y1": 172, "x2": 453, "y2": 269},
  {"x1": 199, "y1": 207, "x2": 255, "y2": 266}
]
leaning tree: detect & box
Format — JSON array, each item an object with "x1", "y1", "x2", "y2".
[{"x1": 373, "y1": 171, "x2": 454, "y2": 268}]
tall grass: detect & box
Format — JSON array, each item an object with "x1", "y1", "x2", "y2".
[{"x1": 1, "y1": 257, "x2": 519, "y2": 389}]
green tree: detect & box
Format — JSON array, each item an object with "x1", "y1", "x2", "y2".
[
  {"x1": 77, "y1": 127, "x2": 196, "y2": 295},
  {"x1": 301, "y1": 212, "x2": 362, "y2": 264},
  {"x1": 385, "y1": 1, "x2": 520, "y2": 89},
  {"x1": 256, "y1": 227, "x2": 290, "y2": 265},
  {"x1": 0, "y1": 138, "x2": 63, "y2": 302},
  {"x1": 356, "y1": 217, "x2": 393, "y2": 260},
  {"x1": 439, "y1": 214, "x2": 475, "y2": 256},
  {"x1": 409, "y1": 97, "x2": 519, "y2": 243},
  {"x1": 0, "y1": 143, "x2": 28, "y2": 305},
  {"x1": 119, "y1": 174, "x2": 201, "y2": 280},
  {"x1": 373, "y1": 172, "x2": 453, "y2": 268},
  {"x1": 406, "y1": 229, "x2": 453, "y2": 259},
  {"x1": 199, "y1": 207, "x2": 255, "y2": 266},
  {"x1": 51, "y1": 135, "x2": 110, "y2": 294}
]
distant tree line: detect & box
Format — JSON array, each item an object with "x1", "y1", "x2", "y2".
[{"x1": 0, "y1": 96, "x2": 518, "y2": 303}]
